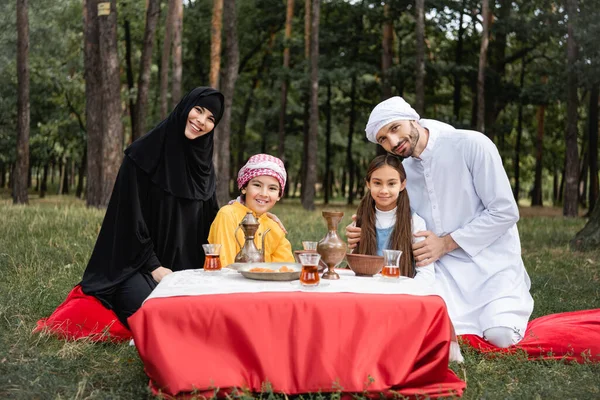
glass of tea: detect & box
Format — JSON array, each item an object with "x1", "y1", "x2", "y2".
[
  {"x1": 298, "y1": 253, "x2": 321, "y2": 287},
  {"x1": 302, "y1": 241, "x2": 318, "y2": 251},
  {"x1": 382, "y1": 249, "x2": 402, "y2": 279},
  {"x1": 202, "y1": 244, "x2": 222, "y2": 271}
]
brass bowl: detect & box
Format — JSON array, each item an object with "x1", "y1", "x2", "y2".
[{"x1": 345, "y1": 253, "x2": 384, "y2": 277}]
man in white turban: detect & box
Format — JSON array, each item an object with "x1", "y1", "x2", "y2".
[{"x1": 348, "y1": 96, "x2": 534, "y2": 349}]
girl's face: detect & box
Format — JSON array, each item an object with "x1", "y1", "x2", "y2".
[
  {"x1": 366, "y1": 165, "x2": 406, "y2": 211},
  {"x1": 185, "y1": 106, "x2": 216, "y2": 140},
  {"x1": 244, "y1": 176, "x2": 281, "y2": 216}
]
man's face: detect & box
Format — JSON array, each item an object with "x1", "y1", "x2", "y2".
[{"x1": 375, "y1": 120, "x2": 420, "y2": 158}]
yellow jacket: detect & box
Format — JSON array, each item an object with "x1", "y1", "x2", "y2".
[{"x1": 208, "y1": 201, "x2": 294, "y2": 267}]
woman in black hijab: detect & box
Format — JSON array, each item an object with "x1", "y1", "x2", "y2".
[{"x1": 80, "y1": 87, "x2": 224, "y2": 327}]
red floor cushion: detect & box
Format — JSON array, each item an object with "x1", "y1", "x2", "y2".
[
  {"x1": 35, "y1": 285, "x2": 132, "y2": 342},
  {"x1": 460, "y1": 308, "x2": 600, "y2": 362}
]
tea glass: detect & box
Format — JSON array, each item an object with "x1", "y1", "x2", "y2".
[
  {"x1": 202, "y1": 244, "x2": 222, "y2": 271},
  {"x1": 381, "y1": 249, "x2": 402, "y2": 279},
  {"x1": 298, "y1": 253, "x2": 321, "y2": 287},
  {"x1": 302, "y1": 241, "x2": 318, "y2": 251}
]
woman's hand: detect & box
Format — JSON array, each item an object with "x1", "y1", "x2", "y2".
[
  {"x1": 266, "y1": 212, "x2": 287, "y2": 234},
  {"x1": 345, "y1": 214, "x2": 361, "y2": 249},
  {"x1": 151, "y1": 266, "x2": 173, "y2": 283}
]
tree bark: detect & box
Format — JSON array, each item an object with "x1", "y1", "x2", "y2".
[
  {"x1": 347, "y1": 75, "x2": 356, "y2": 205},
  {"x1": 300, "y1": 0, "x2": 311, "y2": 197},
  {"x1": 210, "y1": 0, "x2": 223, "y2": 89},
  {"x1": 124, "y1": 19, "x2": 136, "y2": 141},
  {"x1": 381, "y1": 3, "x2": 393, "y2": 100},
  {"x1": 160, "y1": 0, "x2": 176, "y2": 118},
  {"x1": 514, "y1": 59, "x2": 525, "y2": 201},
  {"x1": 476, "y1": 0, "x2": 490, "y2": 134},
  {"x1": 324, "y1": 82, "x2": 332, "y2": 204},
  {"x1": 453, "y1": 0, "x2": 466, "y2": 122},
  {"x1": 570, "y1": 199, "x2": 600, "y2": 251},
  {"x1": 98, "y1": 0, "x2": 124, "y2": 206},
  {"x1": 0, "y1": 164, "x2": 5, "y2": 188},
  {"x1": 171, "y1": 0, "x2": 183, "y2": 104},
  {"x1": 61, "y1": 158, "x2": 70, "y2": 195},
  {"x1": 414, "y1": 0, "x2": 425, "y2": 114},
  {"x1": 588, "y1": 82, "x2": 599, "y2": 212},
  {"x1": 76, "y1": 150, "x2": 86, "y2": 198},
  {"x1": 133, "y1": 0, "x2": 160, "y2": 142},
  {"x1": 40, "y1": 163, "x2": 48, "y2": 198},
  {"x1": 85, "y1": 0, "x2": 104, "y2": 207},
  {"x1": 564, "y1": 0, "x2": 579, "y2": 217},
  {"x1": 302, "y1": 0, "x2": 319, "y2": 210},
  {"x1": 531, "y1": 103, "x2": 545, "y2": 206},
  {"x1": 214, "y1": 0, "x2": 239, "y2": 205},
  {"x1": 14, "y1": 0, "x2": 30, "y2": 205},
  {"x1": 277, "y1": 0, "x2": 294, "y2": 163}
]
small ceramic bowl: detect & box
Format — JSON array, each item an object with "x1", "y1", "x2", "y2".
[{"x1": 345, "y1": 253, "x2": 384, "y2": 277}]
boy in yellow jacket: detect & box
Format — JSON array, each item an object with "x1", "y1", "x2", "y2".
[{"x1": 208, "y1": 154, "x2": 294, "y2": 267}]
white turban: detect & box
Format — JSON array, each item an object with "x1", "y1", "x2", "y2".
[{"x1": 365, "y1": 97, "x2": 420, "y2": 143}]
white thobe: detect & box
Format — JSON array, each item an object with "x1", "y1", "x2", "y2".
[{"x1": 403, "y1": 119, "x2": 534, "y2": 336}]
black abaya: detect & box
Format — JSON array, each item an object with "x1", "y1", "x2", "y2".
[{"x1": 79, "y1": 87, "x2": 224, "y2": 325}]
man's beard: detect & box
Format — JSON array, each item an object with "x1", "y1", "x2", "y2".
[{"x1": 392, "y1": 124, "x2": 420, "y2": 158}]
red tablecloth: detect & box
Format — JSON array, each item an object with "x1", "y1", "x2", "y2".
[{"x1": 129, "y1": 292, "x2": 465, "y2": 398}]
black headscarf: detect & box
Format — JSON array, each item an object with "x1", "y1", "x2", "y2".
[{"x1": 125, "y1": 87, "x2": 225, "y2": 200}]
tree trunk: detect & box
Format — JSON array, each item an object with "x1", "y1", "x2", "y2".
[
  {"x1": 453, "y1": 0, "x2": 466, "y2": 122},
  {"x1": 214, "y1": 0, "x2": 239, "y2": 205},
  {"x1": 300, "y1": 0, "x2": 311, "y2": 197},
  {"x1": 381, "y1": 3, "x2": 393, "y2": 100},
  {"x1": 160, "y1": 0, "x2": 175, "y2": 118},
  {"x1": 14, "y1": 0, "x2": 30, "y2": 205},
  {"x1": 588, "y1": 82, "x2": 599, "y2": 212},
  {"x1": 85, "y1": 0, "x2": 104, "y2": 207},
  {"x1": 133, "y1": 0, "x2": 160, "y2": 142},
  {"x1": 98, "y1": 0, "x2": 124, "y2": 206},
  {"x1": 476, "y1": 0, "x2": 490, "y2": 134},
  {"x1": 347, "y1": 75, "x2": 356, "y2": 205},
  {"x1": 564, "y1": 0, "x2": 579, "y2": 217},
  {"x1": 324, "y1": 82, "x2": 332, "y2": 204},
  {"x1": 236, "y1": 38, "x2": 274, "y2": 175},
  {"x1": 514, "y1": 59, "x2": 526, "y2": 201},
  {"x1": 414, "y1": 0, "x2": 425, "y2": 114},
  {"x1": 579, "y1": 145, "x2": 588, "y2": 207},
  {"x1": 302, "y1": 0, "x2": 319, "y2": 210},
  {"x1": 531, "y1": 104, "x2": 545, "y2": 206},
  {"x1": 171, "y1": 0, "x2": 183, "y2": 104},
  {"x1": 61, "y1": 158, "x2": 70, "y2": 195},
  {"x1": 570, "y1": 199, "x2": 600, "y2": 251},
  {"x1": 210, "y1": 0, "x2": 223, "y2": 89},
  {"x1": 76, "y1": 150, "x2": 86, "y2": 198},
  {"x1": 0, "y1": 164, "x2": 5, "y2": 188},
  {"x1": 40, "y1": 163, "x2": 48, "y2": 198},
  {"x1": 124, "y1": 19, "x2": 136, "y2": 141},
  {"x1": 277, "y1": 0, "x2": 294, "y2": 163}
]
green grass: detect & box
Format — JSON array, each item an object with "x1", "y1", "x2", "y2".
[{"x1": 1, "y1": 194, "x2": 599, "y2": 399}]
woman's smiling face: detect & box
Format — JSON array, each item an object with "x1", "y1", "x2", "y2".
[
  {"x1": 185, "y1": 106, "x2": 215, "y2": 140},
  {"x1": 243, "y1": 176, "x2": 281, "y2": 216}
]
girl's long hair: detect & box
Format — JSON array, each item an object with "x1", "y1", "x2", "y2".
[{"x1": 355, "y1": 155, "x2": 415, "y2": 277}]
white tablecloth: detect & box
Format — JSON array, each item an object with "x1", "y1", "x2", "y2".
[{"x1": 145, "y1": 268, "x2": 438, "y2": 303}]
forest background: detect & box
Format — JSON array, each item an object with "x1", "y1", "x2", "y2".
[{"x1": 2, "y1": 0, "x2": 600, "y2": 245}]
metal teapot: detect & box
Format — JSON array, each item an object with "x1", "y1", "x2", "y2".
[{"x1": 234, "y1": 211, "x2": 271, "y2": 263}]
